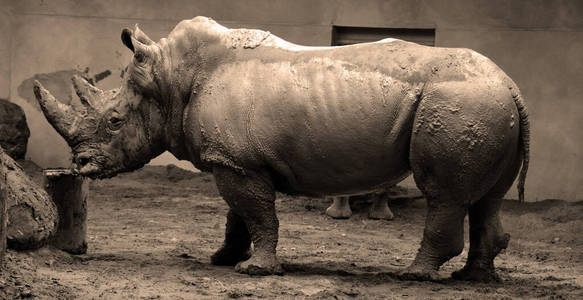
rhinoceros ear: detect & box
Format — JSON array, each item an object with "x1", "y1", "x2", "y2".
[
  {"x1": 122, "y1": 26, "x2": 154, "y2": 61},
  {"x1": 121, "y1": 28, "x2": 135, "y2": 52},
  {"x1": 134, "y1": 25, "x2": 154, "y2": 45},
  {"x1": 121, "y1": 25, "x2": 154, "y2": 53}
]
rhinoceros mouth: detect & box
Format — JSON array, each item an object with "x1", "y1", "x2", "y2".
[
  {"x1": 73, "y1": 151, "x2": 121, "y2": 179},
  {"x1": 76, "y1": 162, "x2": 102, "y2": 178},
  {"x1": 75, "y1": 162, "x2": 120, "y2": 180}
]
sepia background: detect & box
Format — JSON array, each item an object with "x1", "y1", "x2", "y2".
[
  {"x1": 0, "y1": 0, "x2": 581, "y2": 201},
  {"x1": 1, "y1": 2, "x2": 582, "y2": 299}
]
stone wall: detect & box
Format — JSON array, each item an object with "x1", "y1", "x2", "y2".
[{"x1": 1, "y1": 0, "x2": 581, "y2": 200}]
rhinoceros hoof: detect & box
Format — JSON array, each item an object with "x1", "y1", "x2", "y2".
[
  {"x1": 211, "y1": 246, "x2": 252, "y2": 266},
  {"x1": 235, "y1": 255, "x2": 283, "y2": 276},
  {"x1": 397, "y1": 266, "x2": 441, "y2": 281},
  {"x1": 368, "y1": 209, "x2": 394, "y2": 220},
  {"x1": 326, "y1": 206, "x2": 352, "y2": 219},
  {"x1": 451, "y1": 266, "x2": 501, "y2": 282}
]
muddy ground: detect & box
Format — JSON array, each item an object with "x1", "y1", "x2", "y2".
[{"x1": 1, "y1": 165, "x2": 582, "y2": 299}]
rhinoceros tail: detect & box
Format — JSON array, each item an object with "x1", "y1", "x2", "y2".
[{"x1": 512, "y1": 88, "x2": 530, "y2": 203}]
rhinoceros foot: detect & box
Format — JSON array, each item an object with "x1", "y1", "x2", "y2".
[
  {"x1": 235, "y1": 254, "x2": 283, "y2": 276},
  {"x1": 451, "y1": 266, "x2": 501, "y2": 282},
  {"x1": 368, "y1": 210, "x2": 394, "y2": 220},
  {"x1": 397, "y1": 266, "x2": 441, "y2": 281},
  {"x1": 325, "y1": 197, "x2": 352, "y2": 219},
  {"x1": 368, "y1": 204, "x2": 394, "y2": 220},
  {"x1": 325, "y1": 205, "x2": 352, "y2": 219},
  {"x1": 211, "y1": 246, "x2": 252, "y2": 266}
]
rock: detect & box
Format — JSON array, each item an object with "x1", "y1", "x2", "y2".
[
  {"x1": 0, "y1": 147, "x2": 58, "y2": 250},
  {"x1": 0, "y1": 149, "x2": 6, "y2": 261},
  {"x1": 15, "y1": 159, "x2": 44, "y2": 187},
  {"x1": 0, "y1": 99, "x2": 30, "y2": 160}
]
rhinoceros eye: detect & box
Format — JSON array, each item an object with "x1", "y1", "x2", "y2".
[{"x1": 108, "y1": 115, "x2": 125, "y2": 131}]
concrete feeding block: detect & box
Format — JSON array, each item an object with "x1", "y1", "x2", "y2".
[{"x1": 44, "y1": 169, "x2": 88, "y2": 254}]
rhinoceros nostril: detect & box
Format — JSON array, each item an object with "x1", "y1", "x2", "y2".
[{"x1": 76, "y1": 156, "x2": 91, "y2": 166}]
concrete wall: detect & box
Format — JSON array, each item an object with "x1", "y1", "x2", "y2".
[
  {"x1": 2, "y1": 0, "x2": 582, "y2": 201},
  {"x1": 0, "y1": 4, "x2": 11, "y2": 100}
]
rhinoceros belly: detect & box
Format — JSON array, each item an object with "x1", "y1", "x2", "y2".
[{"x1": 200, "y1": 57, "x2": 422, "y2": 196}]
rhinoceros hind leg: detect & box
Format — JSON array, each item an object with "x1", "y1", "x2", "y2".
[
  {"x1": 452, "y1": 150, "x2": 520, "y2": 282},
  {"x1": 398, "y1": 198, "x2": 466, "y2": 281},
  {"x1": 451, "y1": 197, "x2": 509, "y2": 282},
  {"x1": 402, "y1": 81, "x2": 521, "y2": 281},
  {"x1": 211, "y1": 209, "x2": 252, "y2": 266},
  {"x1": 213, "y1": 166, "x2": 282, "y2": 275},
  {"x1": 326, "y1": 196, "x2": 352, "y2": 219},
  {"x1": 401, "y1": 138, "x2": 468, "y2": 279},
  {"x1": 397, "y1": 265, "x2": 441, "y2": 281},
  {"x1": 368, "y1": 193, "x2": 394, "y2": 220}
]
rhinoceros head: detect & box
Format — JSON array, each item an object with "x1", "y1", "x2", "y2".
[{"x1": 34, "y1": 26, "x2": 168, "y2": 179}]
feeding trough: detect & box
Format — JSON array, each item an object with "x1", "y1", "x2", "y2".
[{"x1": 43, "y1": 168, "x2": 88, "y2": 254}]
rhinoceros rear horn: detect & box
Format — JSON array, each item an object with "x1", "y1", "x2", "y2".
[
  {"x1": 33, "y1": 80, "x2": 82, "y2": 145},
  {"x1": 72, "y1": 75, "x2": 103, "y2": 109}
]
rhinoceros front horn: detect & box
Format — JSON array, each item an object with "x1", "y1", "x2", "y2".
[
  {"x1": 72, "y1": 75, "x2": 103, "y2": 109},
  {"x1": 33, "y1": 80, "x2": 82, "y2": 145}
]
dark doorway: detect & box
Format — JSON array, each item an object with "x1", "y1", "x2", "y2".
[{"x1": 331, "y1": 26, "x2": 435, "y2": 46}]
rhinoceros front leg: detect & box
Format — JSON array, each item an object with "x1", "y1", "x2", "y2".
[
  {"x1": 213, "y1": 166, "x2": 283, "y2": 275},
  {"x1": 211, "y1": 209, "x2": 252, "y2": 266}
]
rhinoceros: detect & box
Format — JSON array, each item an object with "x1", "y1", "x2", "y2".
[
  {"x1": 326, "y1": 195, "x2": 394, "y2": 220},
  {"x1": 326, "y1": 188, "x2": 395, "y2": 220},
  {"x1": 33, "y1": 16, "x2": 529, "y2": 281}
]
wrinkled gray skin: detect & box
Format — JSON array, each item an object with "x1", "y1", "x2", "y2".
[{"x1": 34, "y1": 17, "x2": 530, "y2": 281}]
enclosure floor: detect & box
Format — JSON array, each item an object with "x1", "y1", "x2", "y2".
[{"x1": 1, "y1": 166, "x2": 582, "y2": 299}]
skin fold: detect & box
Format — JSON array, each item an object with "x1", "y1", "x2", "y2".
[{"x1": 33, "y1": 16, "x2": 530, "y2": 281}]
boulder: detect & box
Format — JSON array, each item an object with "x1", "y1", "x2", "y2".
[
  {"x1": 0, "y1": 147, "x2": 58, "y2": 250},
  {"x1": 0, "y1": 151, "x2": 6, "y2": 260},
  {"x1": 0, "y1": 99, "x2": 30, "y2": 160}
]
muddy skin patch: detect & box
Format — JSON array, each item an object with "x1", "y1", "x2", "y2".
[{"x1": 228, "y1": 29, "x2": 271, "y2": 49}]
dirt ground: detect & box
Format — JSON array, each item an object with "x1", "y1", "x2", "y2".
[{"x1": 1, "y1": 165, "x2": 582, "y2": 299}]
